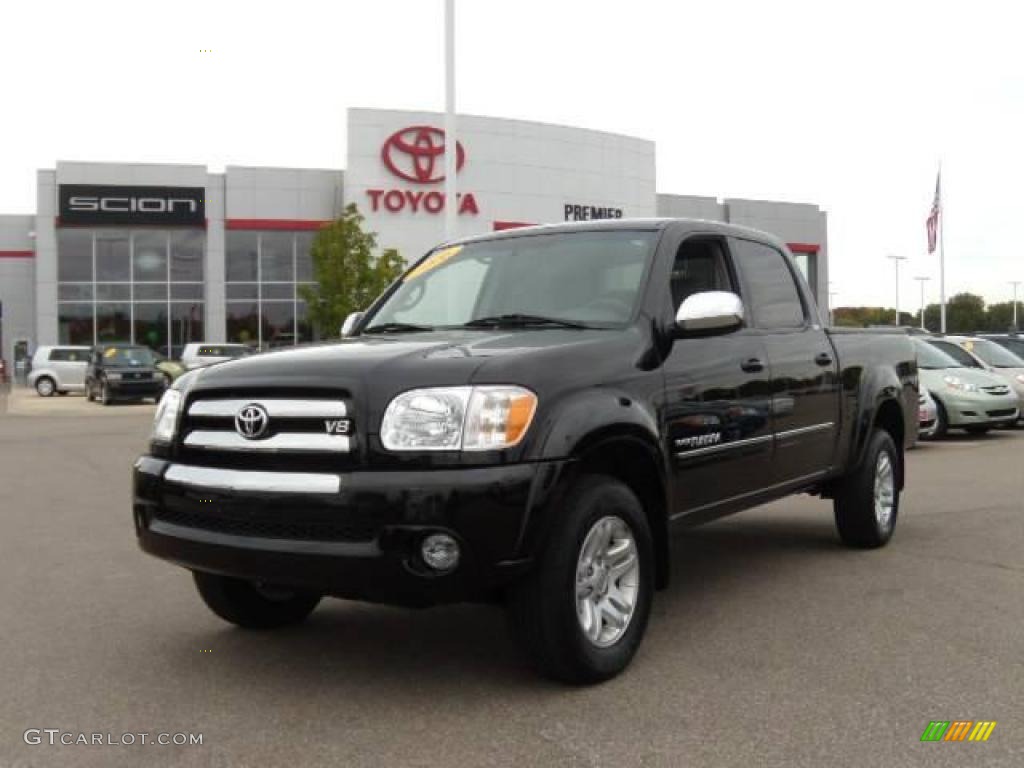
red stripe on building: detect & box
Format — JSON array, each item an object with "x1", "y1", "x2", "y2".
[
  {"x1": 787, "y1": 242, "x2": 820, "y2": 254},
  {"x1": 0, "y1": 250, "x2": 34, "y2": 258},
  {"x1": 493, "y1": 221, "x2": 536, "y2": 231},
  {"x1": 226, "y1": 219, "x2": 331, "y2": 231}
]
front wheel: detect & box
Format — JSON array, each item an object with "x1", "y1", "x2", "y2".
[
  {"x1": 833, "y1": 429, "x2": 900, "y2": 548},
  {"x1": 35, "y1": 377, "x2": 56, "y2": 397},
  {"x1": 100, "y1": 382, "x2": 112, "y2": 406},
  {"x1": 193, "y1": 572, "x2": 322, "y2": 629},
  {"x1": 507, "y1": 474, "x2": 653, "y2": 684}
]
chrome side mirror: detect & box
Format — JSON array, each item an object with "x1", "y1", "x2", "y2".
[
  {"x1": 341, "y1": 311, "x2": 364, "y2": 338},
  {"x1": 675, "y1": 291, "x2": 744, "y2": 334}
]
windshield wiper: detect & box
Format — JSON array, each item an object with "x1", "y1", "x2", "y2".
[
  {"x1": 462, "y1": 314, "x2": 591, "y2": 329},
  {"x1": 361, "y1": 322, "x2": 434, "y2": 334}
]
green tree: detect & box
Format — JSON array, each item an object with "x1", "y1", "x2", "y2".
[
  {"x1": 299, "y1": 204, "x2": 405, "y2": 338},
  {"x1": 945, "y1": 292, "x2": 986, "y2": 333},
  {"x1": 984, "y1": 301, "x2": 1023, "y2": 333}
]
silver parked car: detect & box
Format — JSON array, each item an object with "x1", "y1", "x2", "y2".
[
  {"x1": 915, "y1": 339, "x2": 1019, "y2": 436},
  {"x1": 180, "y1": 343, "x2": 254, "y2": 370},
  {"x1": 27, "y1": 345, "x2": 91, "y2": 396},
  {"x1": 932, "y1": 335, "x2": 1024, "y2": 422}
]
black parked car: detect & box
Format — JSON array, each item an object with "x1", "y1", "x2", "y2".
[
  {"x1": 134, "y1": 219, "x2": 917, "y2": 683},
  {"x1": 85, "y1": 345, "x2": 166, "y2": 405}
]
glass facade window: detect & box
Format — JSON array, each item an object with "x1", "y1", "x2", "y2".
[
  {"x1": 225, "y1": 230, "x2": 318, "y2": 349},
  {"x1": 56, "y1": 228, "x2": 205, "y2": 357}
]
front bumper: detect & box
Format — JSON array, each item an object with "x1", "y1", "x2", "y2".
[
  {"x1": 133, "y1": 457, "x2": 553, "y2": 606},
  {"x1": 940, "y1": 391, "x2": 1019, "y2": 427},
  {"x1": 108, "y1": 378, "x2": 164, "y2": 398}
]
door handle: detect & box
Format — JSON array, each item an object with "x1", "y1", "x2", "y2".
[
  {"x1": 740, "y1": 357, "x2": 764, "y2": 373},
  {"x1": 814, "y1": 352, "x2": 833, "y2": 366}
]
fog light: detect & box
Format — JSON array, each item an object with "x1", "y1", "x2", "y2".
[{"x1": 421, "y1": 533, "x2": 460, "y2": 572}]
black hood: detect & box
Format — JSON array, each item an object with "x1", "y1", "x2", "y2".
[{"x1": 189, "y1": 327, "x2": 645, "y2": 415}]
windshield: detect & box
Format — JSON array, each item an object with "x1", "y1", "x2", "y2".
[
  {"x1": 363, "y1": 231, "x2": 658, "y2": 331},
  {"x1": 962, "y1": 338, "x2": 1024, "y2": 368},
  {"x1": 989, "y1": 337, "x2": 1024, "y2": 358},
  {"x1": 927, "y1": 340, "x2": 983, "y2": 368},
  {"x1": 915, "y1": 339, "x2": 963, "y2": 369},
  {"x1": 102, "y1": 347, "x2": 157, "y2": 366}
]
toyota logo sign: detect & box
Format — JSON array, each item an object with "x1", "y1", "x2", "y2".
[
  {"x1": 235, "y1": 403, "x2": 270, "y2": 440},
  {"x1": 381, "y1": 126, "x2": 465, "y2": 184}
]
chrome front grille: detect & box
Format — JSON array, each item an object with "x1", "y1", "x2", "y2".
[
  {"x1": 981, "y1": 385, "x2": 1011, "y2": 396},
  {"x1": 182, "y1": 396, "x2": 353, "y2": 456}
]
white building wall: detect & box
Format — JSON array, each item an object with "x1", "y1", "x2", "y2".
[
  {"x1": 205, "y1": 173, "x2": 227, "y2": 342},
  {"x1": 0, "y1": 215, "x2": 36, "y2": 366},
  {"x1": 34, "y1": 170, "x2": 58, "y2": 347},
  {"x1": 347, "y1": 108, "x2": 657, "y2": 265}
]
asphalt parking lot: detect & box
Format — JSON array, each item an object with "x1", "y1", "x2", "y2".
[{"x1": 1, "y1": 389, "x2": 1022, "y2": 768}]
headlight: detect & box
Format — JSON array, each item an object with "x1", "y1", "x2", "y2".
[
  {"x1": 152, "y1": 389, "x2": 183, "y2": 443},
  {"x1": 943, "y1": 375, "x2": 977, "y2": 393},
  {"x1": 1016, "y1": 374, "x2": 1024, "y2": 385},
  {"x1": 151, "y1": 368, "x2": 202, "y2": 443},
  {"x1": 381, "y1": 386, "x2": 537, "y2": 451}
]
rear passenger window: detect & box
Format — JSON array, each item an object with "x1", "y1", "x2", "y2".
[{"x1": 731, "y1": 239, "x2": 806, "y2": 329}]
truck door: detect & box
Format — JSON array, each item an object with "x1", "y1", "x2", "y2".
[
  {"x1": 730, "y1": 237, "x2": 840, "y2": 483},
  {"x1": 661, "y1": 234, "x2": 773, "y2": 518}
]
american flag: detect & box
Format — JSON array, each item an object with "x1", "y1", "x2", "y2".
[{"x1": 926, "y1": 171, "x2": 941, "y2": 253}]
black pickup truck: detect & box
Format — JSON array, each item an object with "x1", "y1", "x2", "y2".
[{"x1": 134, "y1": 219, "x2": 917, "y2": 683}]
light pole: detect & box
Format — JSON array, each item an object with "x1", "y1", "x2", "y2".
[
  {"x1": 914, "y1": 276, "x2": 930, "y2": 330},
  {"x1": 443, "y1": 0, "x2": 457, "y2": 240},
  {"x1": 1010, "y1": 280, "x2": 1022, "y2": 331},
  {"x1": 887, "y1": 254, "x2": 908, "y2": 326}
]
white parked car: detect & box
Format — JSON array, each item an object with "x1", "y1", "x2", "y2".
[
  {"x1": 27, "y1": 345, "x2": 91, "y2": 396},
  {"x1": 180, "y1": 343, "x2": 254, "y2": 370}
]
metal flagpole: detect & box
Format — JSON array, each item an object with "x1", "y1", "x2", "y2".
[
  {"x1": 1011, "y1": 280, "x2": 1021, "y2": 330},
  {"x1": 443, "y1": 0, "x2": 457, "y2": 240},
  {"x1": 938, "y1": 165, "x2": 946, "y2": 333}
]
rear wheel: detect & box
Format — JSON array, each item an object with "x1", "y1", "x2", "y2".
[
  {"x1": 85, "y1": 381, "x2": 95, "y2": 402},
  {"x1": 100, "y1": 381, "x2": 112, "y2": 406},
  {"x1": 193, "y1": 572, "x2": 322, "y2": 629},
  {"x1": 507, "y1": 474, "x2": 653, "y2": 684},
  {"x1": 834, "y1": 429, "x2": 900, "y2": 548},
  {"x1": 35, "y1": 377, "x2": 56, "y2": 397}
]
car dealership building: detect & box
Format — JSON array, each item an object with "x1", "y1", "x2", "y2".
[{"x1": 0, "y1": 107, "x2": 828, "y2": 367}]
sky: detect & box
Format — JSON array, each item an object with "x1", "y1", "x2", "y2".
[{"x1": 2, "y1": 0, "x2": 1021, "y2": 308}]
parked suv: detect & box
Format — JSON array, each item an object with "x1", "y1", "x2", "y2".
[
  {"x1": 27, "y1": 346, "x2": 91, "y2": 396},
  {"x1": 180, "y1": 343, "x2": 253, "y2": 370},
  {"x1": 85, "y1": 345, "x2": 165, "y2": 405}
]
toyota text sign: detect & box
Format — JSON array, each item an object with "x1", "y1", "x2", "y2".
[{"x1": 59, "y1": 184, "x2": 206, "y2": 227}]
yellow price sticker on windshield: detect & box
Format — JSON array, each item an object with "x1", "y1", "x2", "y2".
[
  {"x1": 406, "y1": 245, "x2": 463, "y2": 280},
  {"x1": 963, "y1": 340, "x2": 974, "y2": 351},
  {"x1": 103, "y1": 348, "x2": 118, "y2": 358}
]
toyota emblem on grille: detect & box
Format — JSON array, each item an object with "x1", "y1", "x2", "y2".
[{"x1": 235, "y1": 403, "x2": 270, "y2": 440}]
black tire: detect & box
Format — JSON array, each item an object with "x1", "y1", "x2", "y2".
[
  {"x1": 35, "y1": 376, "x2": 56, "y2": 397},
  {"x1": 193, "y1": 571, "x2": 322, "y2": 629},
  {"x1": 57, "y1": 390, "x2": 69, "y2": 396},
  {"x1": 100, "y1": 381, "x2": 112, "y2": 406},
  {"x1": 931, "y1": 398, "x2": 948, "y2": 439},
  {"x1": 507, "y1": 474, "x2": 654, "y2": 684},
  {"x1": 833, "y1": 429, "x2": 900, "y2": 549},
  {"x1": 85, "y1": 381, "x2": 95, "y2": 402},
  {"x1": 964, "y1": 426, "x2": 990, "y2": 435}
]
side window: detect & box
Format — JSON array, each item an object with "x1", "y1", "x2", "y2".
[
  {"x1": 731, "y1": 239, "x2": 807, "y2": 329},
  {"x1": 671, "y1": 238, "x2": 734, "y2": 310},
  {"x1": 48, "y1": 349, "x2": 66, "y2": 362}
]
